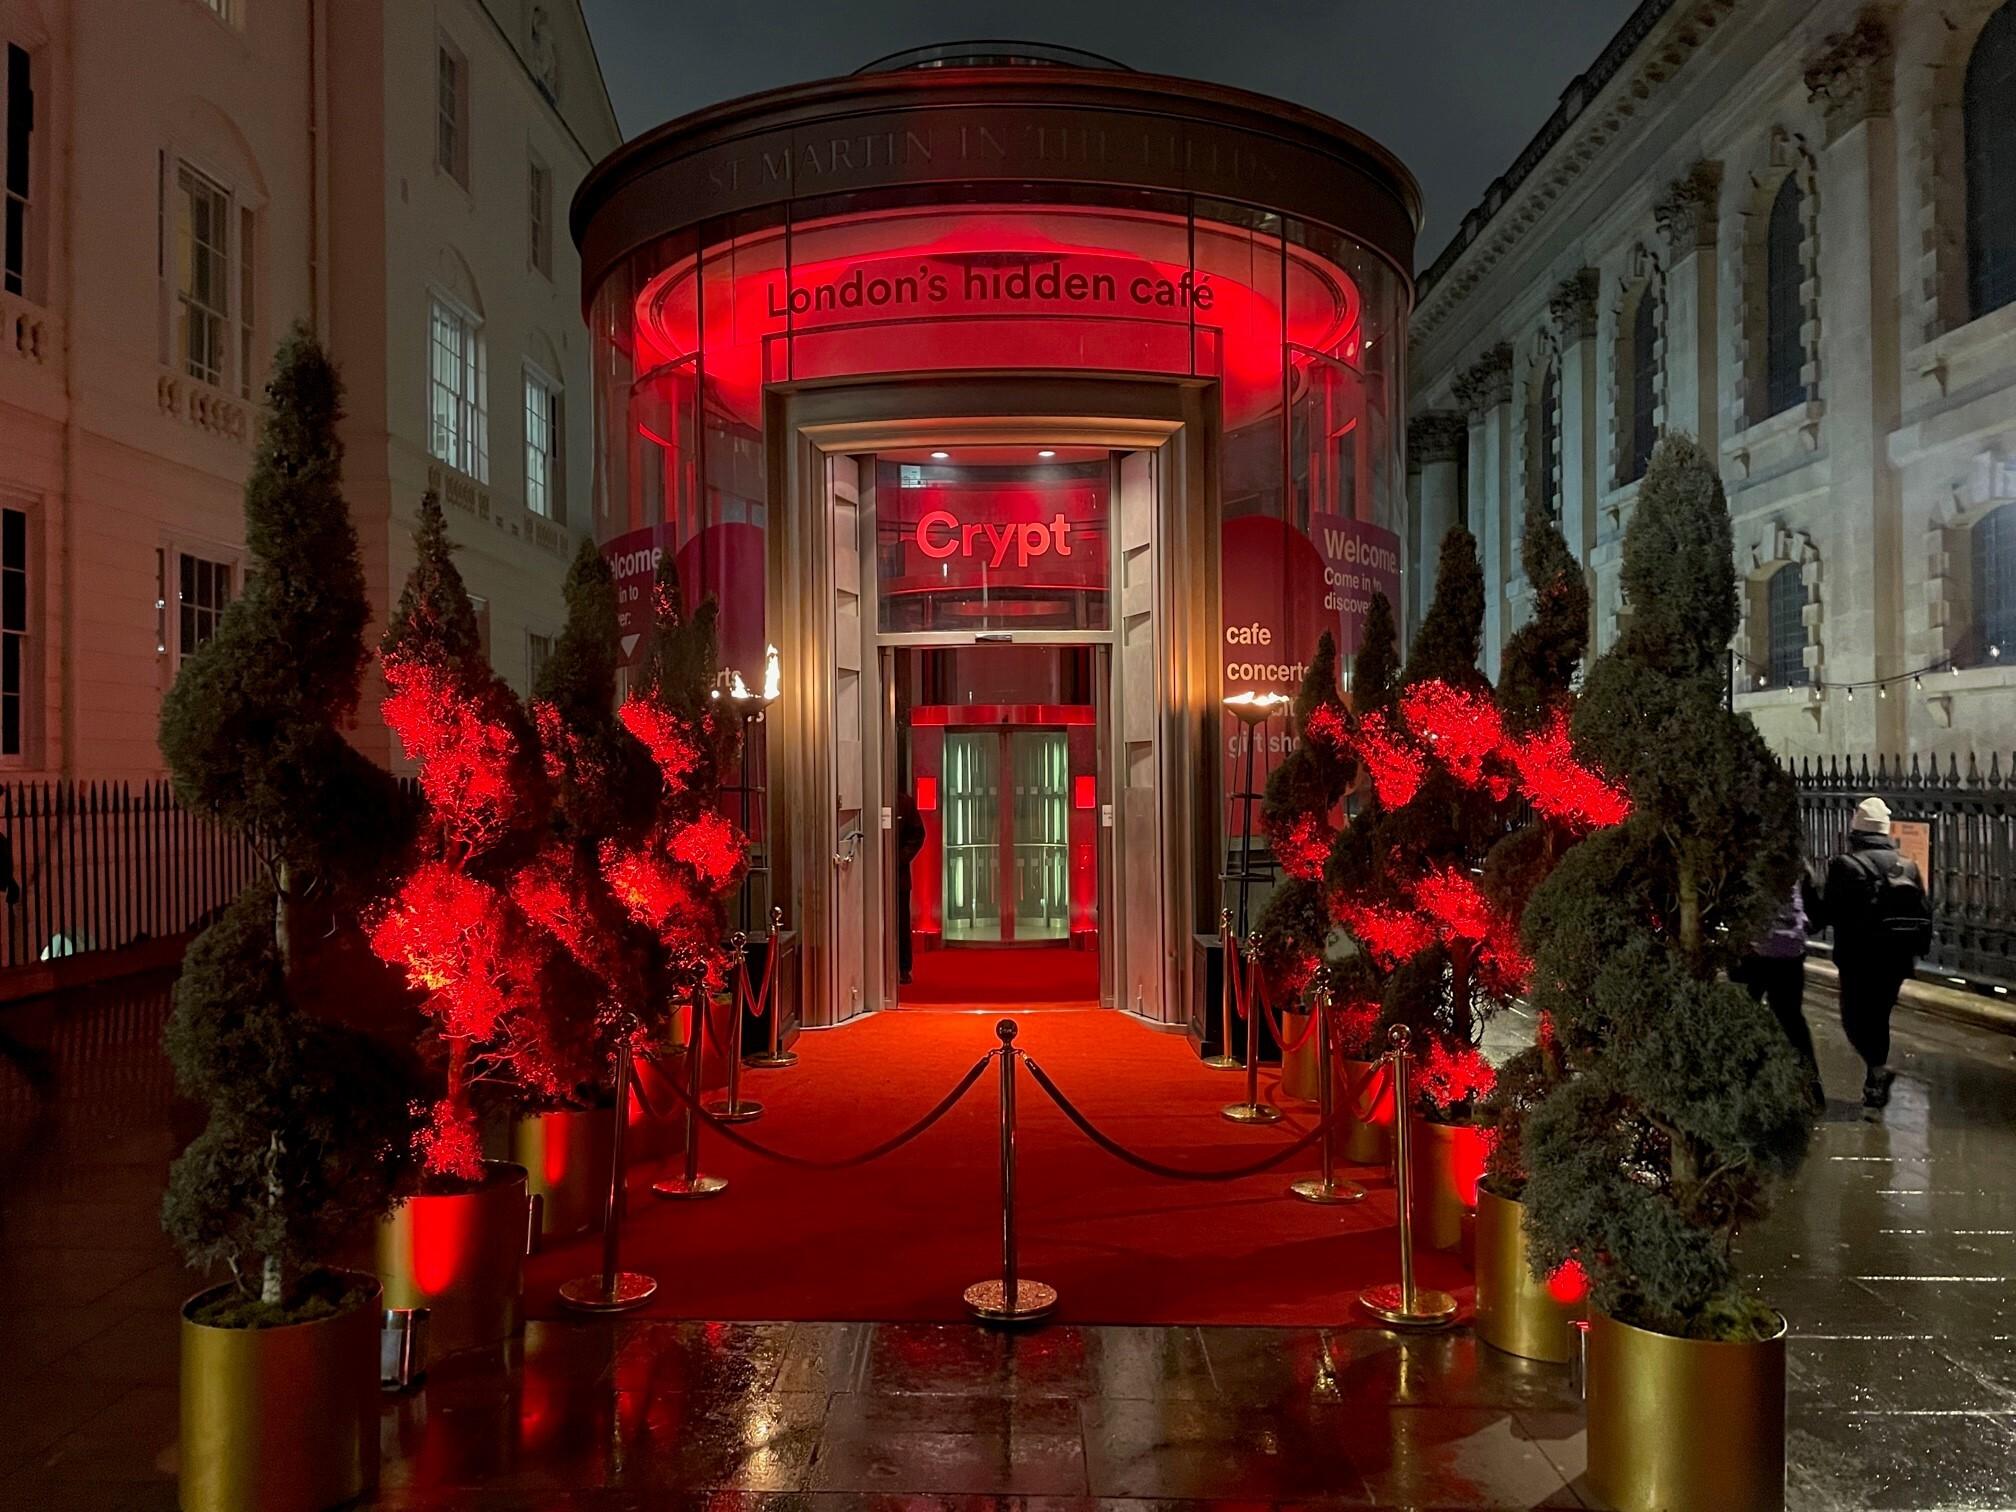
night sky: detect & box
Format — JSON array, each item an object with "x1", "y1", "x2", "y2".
[{"x1": 579, "y1": 0, "x2": 1644, "y2": 268}]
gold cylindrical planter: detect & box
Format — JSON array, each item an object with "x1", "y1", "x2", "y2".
[
  {"x1": 178, "y1": 1272, "x2": 380, "y2": 1512},
  {"x1": 1587, "y1": 1307, "x2": 1787, "y2": 1512},
  {"x1": 511, "y1": 1110, "x2": 614, "y2": 1244},
  {"x1": 376, "y1": 1160, "x2": 527, "y2": 1358},
  {"x1": 1280, "y1": 1011, "x2": 1318, "y2": 1101},
  {"x1": 1338, "y1": 1055, "x2": 1394, "y2": 1165},
  {"x1": 1409, "y1": 1116, "x2": 1486, "y2": 1257},
  {"x1": 1473, "y1": 1185, "x2": 1584, "y2": 1362}
]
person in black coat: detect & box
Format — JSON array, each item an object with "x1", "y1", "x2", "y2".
[{"x1": 1823, "y1": 796, "x2": 1930, "y2": 1111}]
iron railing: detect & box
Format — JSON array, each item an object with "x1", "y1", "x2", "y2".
[
  {"x1": 1793, "y1": 752, "x2": 2016, "y2": 990},
  {"x1": 0, "y1": 781, "x2": 261, "y2": 973}
]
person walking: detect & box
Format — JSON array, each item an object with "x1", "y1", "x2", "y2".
[
  {"x1": 1733, "y1": 876, "x2": 1823, "y2": 1110},
  {"x1": 1824, "y1": 797, "x2": 1933, "y2": 1111}
]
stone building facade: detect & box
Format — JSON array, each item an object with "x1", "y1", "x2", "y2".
[
  {"x1": 1407, "y1": 0, "x2": 2016, "y2": 764},
  {"x1": 0, "y1": 0, "x2": 619, "y2": 777}
]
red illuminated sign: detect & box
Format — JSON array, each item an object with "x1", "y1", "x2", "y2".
[{"x1": 914, "y1": 510, "x2": 1075, "y2": 569}]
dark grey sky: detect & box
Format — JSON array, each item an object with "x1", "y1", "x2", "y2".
[{"x1": 579, "y1": 1, "x2": 1643, "y2": 268}]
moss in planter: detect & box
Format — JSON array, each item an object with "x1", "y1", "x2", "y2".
[{"x1": 188, "y1": 1270, "x2": 375, "y2": 1331}]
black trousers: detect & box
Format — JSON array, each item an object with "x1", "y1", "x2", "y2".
[
  {"x1": 1733, "y1": 954, "x2": 1820, "y2": 1096},
  {"x1": 1836, "y1": 952, "x2": 1908, "y2": 1074}
]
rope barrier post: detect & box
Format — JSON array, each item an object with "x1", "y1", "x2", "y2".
[
  {"x1": 706, "y1": 934, "x2": 763, "y2": 1123},
  {"x1": 744, "y1": 907, "x2": 797, "y2": 1069},
  {"x1": 1289, "y1": 992, "x2": 1367, "y2": 1206},
  {"x1": 557, "y1": 1034, "x2": 658, "y2": 1312},
  {"x1": 1222, "y1": 933, "x2": 1282, "y2": 1125},
  {"x1": 653, "y1": 984, "x2": 728, "y2": 1200},
  {"x1": 1201, "y1": 907, "x2": 1239, "y2": 1071},
  {"x1": 963, "y1": 1020, "x2": 1057, "y2": 1325},
  {"x1": 1359, "y1": 1024, "x2": 1456, "y2": 1329}
]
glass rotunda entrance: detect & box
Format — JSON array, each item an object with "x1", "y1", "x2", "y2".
[{"x1": 573, "y1": 46, "x2": 1420, "y2": 1033}]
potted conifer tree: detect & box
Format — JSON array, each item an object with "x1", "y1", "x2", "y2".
[
  {"x1": 513, "y1": 539, "x2": 659, "y2": 1238},
  {"x1": 159, "y1": 328, "x2": 416, "y2": 1512},
  {"x1": 368, "y1": 492, "x2": 556, "y2": 1355},
  {"x1": 1518, "y1": 435, "x2": 1811, "y2": 1511},
  {"x1": 1473, "y1": 491, "x2": 1600, "y2": 1362}
]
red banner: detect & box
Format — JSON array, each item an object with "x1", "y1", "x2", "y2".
[{"x1": 1312, "y1": 512, "x2": 1403, "y2": 657}]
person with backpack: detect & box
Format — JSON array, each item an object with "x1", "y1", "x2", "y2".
[{"x1": 1824, "y1": 796, "x2": 1933, "y2": 1110}]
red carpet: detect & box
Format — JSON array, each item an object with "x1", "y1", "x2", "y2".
[
  {"x1": 527, "y1": 1009, "x2": 1471, "y2": 1326},
  {"x1": 902, "y1": 944, "x2": 1100, "y2": 1006}
]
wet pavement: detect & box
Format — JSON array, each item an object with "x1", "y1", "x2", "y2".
[{"x1": 0, "y1": 970, "x2": 2012, "y2": 1510}]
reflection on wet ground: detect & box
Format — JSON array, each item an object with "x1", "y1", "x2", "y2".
[{"x1": 1, "y1": 970, "x2": 2012, "y2": 1509}]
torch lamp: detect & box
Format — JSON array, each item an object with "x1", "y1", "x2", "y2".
[{"x1": 711, "y1": 644, "x2": 781, "y2": 934}]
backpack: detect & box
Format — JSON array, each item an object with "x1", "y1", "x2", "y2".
[{"x1": 1851, "y1": 848, "x2": 1933, "y2": 958}]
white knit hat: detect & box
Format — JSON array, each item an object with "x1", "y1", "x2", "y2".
[{"x1": 1851, "y1": 796, "x2": 1892, "y2": 834}]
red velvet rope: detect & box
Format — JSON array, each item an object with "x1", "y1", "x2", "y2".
[{"x1": 736, "y1": 943, "x2": 780, "y2": 1022}]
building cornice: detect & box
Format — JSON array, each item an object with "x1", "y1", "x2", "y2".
[{"x1": 1415, "y1": 0, "x2": 1736, "y2": 340}]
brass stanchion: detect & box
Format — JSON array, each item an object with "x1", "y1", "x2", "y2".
[
  {"x1": 744, "y1": 907, "x2": 796, "y2": 1069},
  {"x1": 557, "y1": 1036, "x2": 658, "y2": 1312},
  {"x1": 705, "y1": 934, "x2": 763, "y2": 1123},
  {"x1": 1222, "y1": 933, "x2": 1283, "y2": 1125},
  {"x1": 1359, "y1": 1024, "x2": 1457, "y2": 1328},
  {"x1": 1289, "y1": 992, "x2": 1367, "y2": 1205},
  {"x1": 1201, "y1": 908, "x2": 1240, "y2": 1070},
  {"x1": 963, "y1": 1020, "x2": 1057, "y2": 1324},
  {"x1": 652, "y1": 985, "x2": 728, "y2": 1200}
]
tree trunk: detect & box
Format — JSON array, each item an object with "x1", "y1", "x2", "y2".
[
  {"x1": 261, "y1": 1129, "x2": 286, "y2": 1305},
  {"x1": 1677, "y1": 853, "x2": 1702, "y2": 964},
  {"x1": 274, "y1": 858, "x2": 293, "y2": 981}
]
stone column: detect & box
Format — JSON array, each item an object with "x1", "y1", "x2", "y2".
[
  {"x1": 1454, "y1": 346, "x2": 1514, "y2": 677},
  {"x1": 1806, "y1": 11, "x2": 1905, "y2": 751},
  {"x1": 1408, "y1": 411, "x2": 1467, "y2": 637},
  {"x1": 1655, "y1": 162, "x2": 1723, "y2": 453},
  {"x1": 1550, "y1": 271, "x2": 1601, "y2": 572}
]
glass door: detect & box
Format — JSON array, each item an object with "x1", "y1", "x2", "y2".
[
  {"x1": 941, "y1": 732, "x2": 1002, "y2": 943},
  {"x1": 1010, "y1": 731, "x2": 1070, "y2": 941}
]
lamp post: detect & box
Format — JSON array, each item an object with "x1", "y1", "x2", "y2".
[
  {"x1": 1220, "y1": 690, "x2": 1287, "y2": 1123},
  {"x1": 708, "y1": 646, "x2": 782, "y2": 1111}
]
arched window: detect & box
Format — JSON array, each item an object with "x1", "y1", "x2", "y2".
[
  {"x1": 1972, "y1": 505, "x2": 2016, "y2": 663},
  {"x1": 1628, "y1": 288, "x2": 1658, "y2": 482},
  {"x1": 1966, "y1": 2, "x2": 2016, "y2": 320},
  {"x1": 1764, "y1": 174, "x2": 1806, "y2": 415},
  {"x1": 1766, "y1": 563, "x2": 1808, "y2": 688},
  {"x1": 1537, "y1": 360, "x2": 1560, "y2": 519}
]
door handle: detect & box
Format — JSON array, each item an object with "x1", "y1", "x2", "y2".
[{"x1": 833, "y1": 829, "x2": 865, "y2": 867}]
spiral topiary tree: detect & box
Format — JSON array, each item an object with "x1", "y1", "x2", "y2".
[
  {"x1": 159, "y1": 327, "x2": 415, "y2": 1318},
  {"x1": 1518, "y1": 434, "x2": 1811, "y2": 1340},
  {"x1": 1481, "y1": 491, "x2": 1596, "y2": 1195}
]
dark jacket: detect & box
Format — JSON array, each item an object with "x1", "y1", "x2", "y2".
[{"x1": 1824, "y1": 832, "x2": 1923, "y2": 962}]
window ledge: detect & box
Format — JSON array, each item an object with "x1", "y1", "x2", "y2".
[
  {"x1": 157, "y1": 372, "x2": 252, "y2": 442},
  {"x1": 1910, "y1": 302, "x2": 2016, "y2": 397},
  {"x1": 1724, "y1": 400, "x2": 1825, "y2": 477}
]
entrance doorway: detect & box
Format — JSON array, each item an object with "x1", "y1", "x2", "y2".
[{"x1": 886, "y1": 641, "x2": 1102, "y2": 1006}]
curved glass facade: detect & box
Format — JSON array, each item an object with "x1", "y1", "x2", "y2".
[{"x1": 587, "y1": 188, "x2": 1409, "y2": 691}]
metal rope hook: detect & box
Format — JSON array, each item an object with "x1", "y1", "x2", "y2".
[
  {"x1": 1359, "y1": 1023, "x2": 1457, "y2": 1328},
  {"x1": 962, "y1": 1019, "x2": 1058, "y2": 1325}
]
